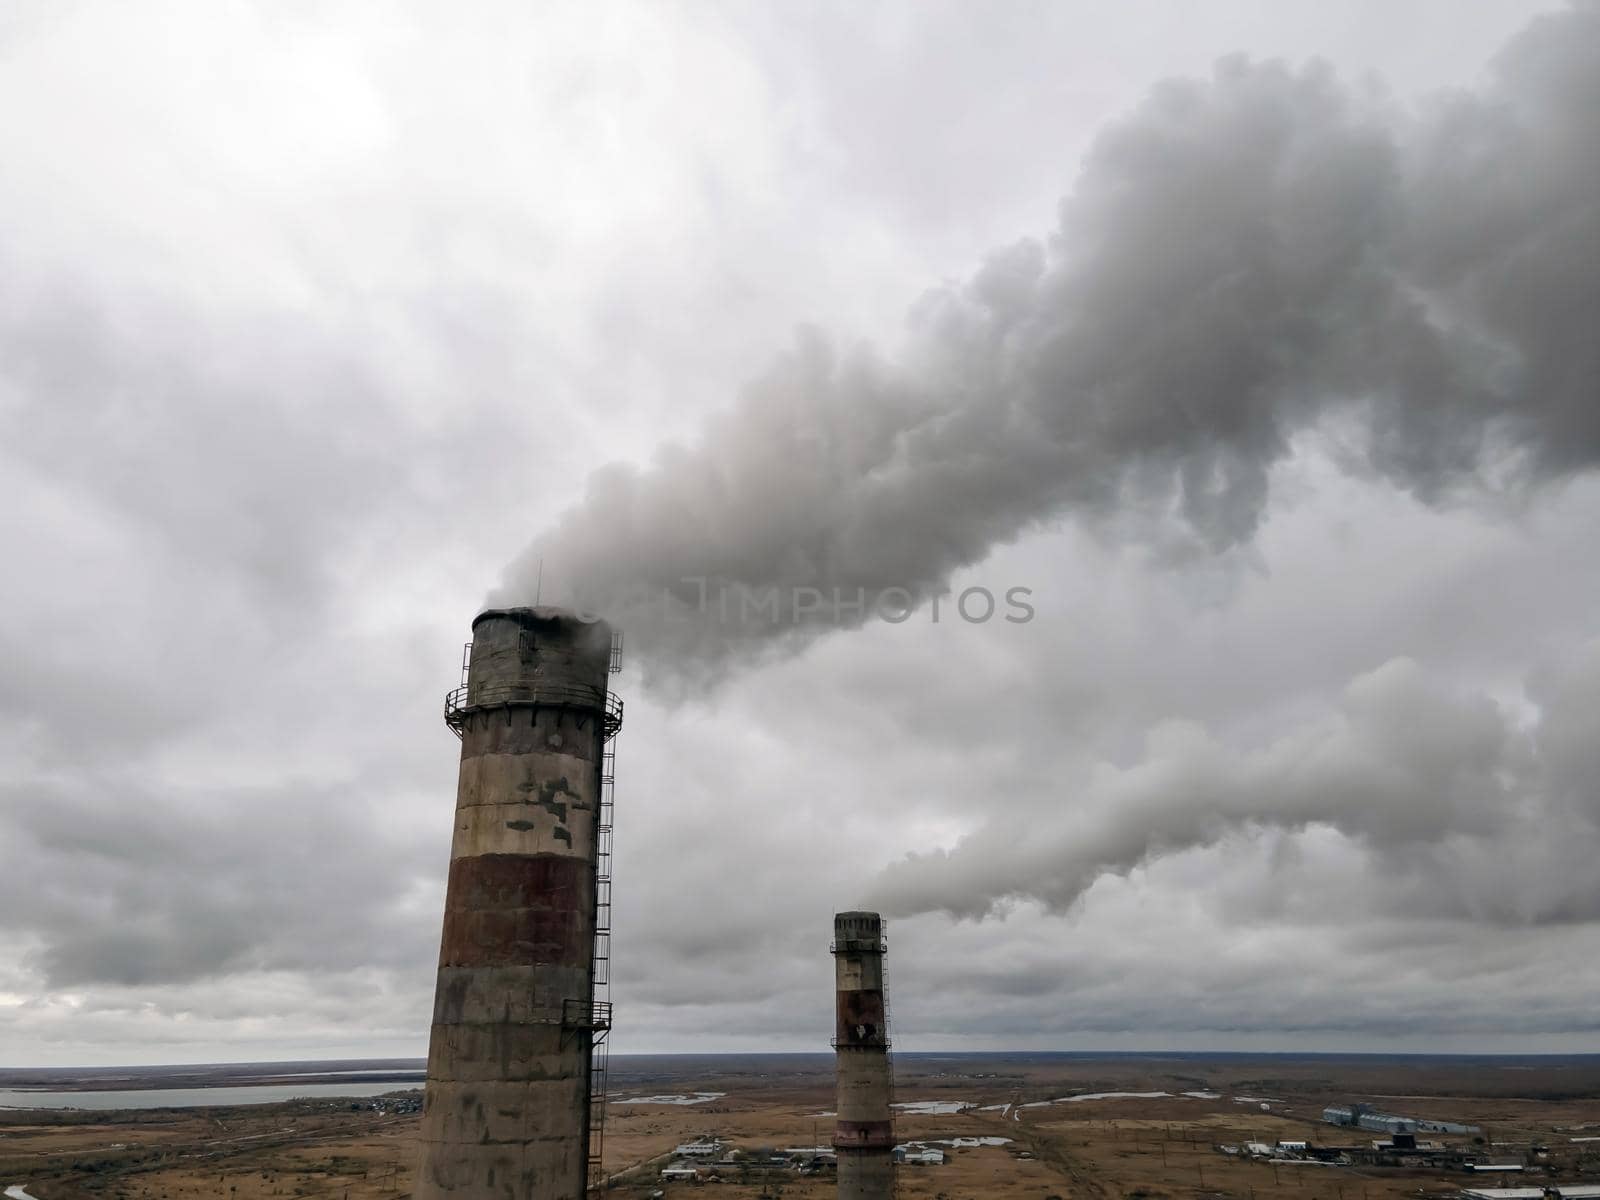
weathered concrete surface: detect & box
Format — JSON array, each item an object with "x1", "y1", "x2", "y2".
[
  {"x1": 837, "y1": 1150, "x2": 895, "y2": 1200},
  {"x1": 832, "y1": 910, "x2": 894, "y2": 1200},
  {"x1": 417, "y1": 608, "x2": 613, "y2": 1200}
]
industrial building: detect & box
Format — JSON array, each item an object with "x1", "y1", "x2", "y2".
[
  {"x1": 415, "y1": 608, "x2": 623, "y2": 1200},
  {"x1": 1325, "y1": 1102, "x2": 1480, "y2": 1136},
  {"x1": 833, "y1": 910, "x2": 896, "y2": 1200}
]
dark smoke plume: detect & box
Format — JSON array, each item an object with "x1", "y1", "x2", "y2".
[{"x1": 495, "y1": 4, "x2": 1599, "y2": 678}]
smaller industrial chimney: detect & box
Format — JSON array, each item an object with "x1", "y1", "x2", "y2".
[{"x1": 832, "y1": 910, "x2": 894, "y2": 1200}]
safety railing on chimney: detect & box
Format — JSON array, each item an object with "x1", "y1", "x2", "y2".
[
  {"x1": 829, "y1": 937, "x2": 889, "y2": 954},
  {"x1": 561, "y1": 998, "x2": 613, "y2": 1033},
  {"x1": 443, "y1": 681, "x2": 623, "y2": 741}
]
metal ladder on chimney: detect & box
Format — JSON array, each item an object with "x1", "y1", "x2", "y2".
[
  {"x1": 587, "y1": 631, "x2": 624, "y2": 1190},
  {"x1": 587, "y1": 745, "x2": 615, "y2": 1188},
  {"x1": 881, "y1": 925, "x2": 899, "y2": 1197}
]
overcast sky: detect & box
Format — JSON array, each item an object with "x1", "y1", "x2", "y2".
[{"x1": 3, "y1": 0, "x2": 1597, "y2": 1066}]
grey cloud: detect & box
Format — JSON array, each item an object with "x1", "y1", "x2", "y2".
[
  {"x1": 0, "y1": 0, "x2": 1594, "y2": 1062},
  {"x1": 498, "y1": 3, "x2": 1600, "y2": 679},
  {"x1": 869, "y1": 647, "x2": 1600, "y2": 923},
  {"x1": 0, "y1": 775, "x2": 443, "y2": 989},
  {"x1": 880, "y1": 846, "x2": 1600, "y2": 1042},
  {"x1": 0, "y1": 256, "x2": 468, "y2": 610}
]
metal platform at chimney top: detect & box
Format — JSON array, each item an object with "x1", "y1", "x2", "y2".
[
  {"x1": 830, "y1": 936, "x2": 889, "y2": 955},
  {"x1": 443, "y1": 681, "x2": 624, "y2": 740}
]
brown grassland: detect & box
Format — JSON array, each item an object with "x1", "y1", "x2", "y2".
[{"x1": 5, "y1": 1055, "x2": 1600, "y2": 1200}]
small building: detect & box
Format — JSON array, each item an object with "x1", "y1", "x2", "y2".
[
  {"x1": 797, "y1": 1153, "x2": 837, "y2": 1175},
  {"x1": 661, "y1": 1164, "x2": 701, "y2": 1181},
  {"x1": 1305, "y1": 1146, "x2": 1352, "y2": 1164},
  {"x1": 674, "y1": 1139, "x2": 721, "y2": 1157}
]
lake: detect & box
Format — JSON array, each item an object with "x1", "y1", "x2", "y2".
[{"x1": 0, "y1": 1080, "x2": 420, "y2": 1111}]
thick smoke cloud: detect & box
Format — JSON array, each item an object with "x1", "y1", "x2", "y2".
[{"x1": 497, "y1": 3, "x2": 1599, "y2": 676}]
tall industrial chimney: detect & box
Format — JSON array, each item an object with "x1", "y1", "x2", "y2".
[
  {"x1": 417, "y1": 607, "x2": 622, "y2": 1200},
  {"x1": 832, "y1": 910, "x2": 895, "y2": 1200}
]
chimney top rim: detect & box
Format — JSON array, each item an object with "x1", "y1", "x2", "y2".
[
  {"x1": 472, "y1": 605, "x2": 612, "y2": 632},
  {"x1": 834, "y1": 910, "x2": 883, "y2": 925}
]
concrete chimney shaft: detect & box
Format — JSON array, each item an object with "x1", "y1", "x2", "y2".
[
  {"x1": 833, "y1": 910, "x2": 895, "y2": 1200},
  {"x1": 417, "y1": 608, "x2": 618, "y2": 1200}
]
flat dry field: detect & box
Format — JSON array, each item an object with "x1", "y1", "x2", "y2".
[{"x1": 6, "y1": 1055, "x2": 1600, "y2": 1199}]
